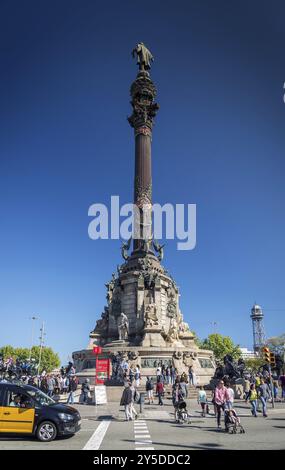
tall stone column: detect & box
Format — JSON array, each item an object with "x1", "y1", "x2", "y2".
[{"x1": 128, "y1": 69, "x2": 159, "y2": 252}]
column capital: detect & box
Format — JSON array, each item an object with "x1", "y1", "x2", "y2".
[{"x1": 127, "y1": 72, "x2": 159, "y2": 131}]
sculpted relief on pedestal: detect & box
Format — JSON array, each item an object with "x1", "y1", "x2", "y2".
[
  {"x1": 145, "y1": 303, "x2": 159, "y2": 328},
  {"x1": 166, "y1": 290, "x2": 177, "y2": 318}
]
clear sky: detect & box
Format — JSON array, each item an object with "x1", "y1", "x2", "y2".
[{"x1": 0, "y1": 0, "x2": 285, "y2": 364}]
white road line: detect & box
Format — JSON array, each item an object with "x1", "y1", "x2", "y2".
[
  {"x1": 135, "y1": 440, "x2": 153, "y2": 443},
  {"x1": 133, "y1": 419, "x2": 154, "y2": 450},
  {"x1": 83, "y1": 420, "x2": 111, "y2": 450},
  {"x1": 136, "y1": 447, "x2": 155, "y2": 450}
]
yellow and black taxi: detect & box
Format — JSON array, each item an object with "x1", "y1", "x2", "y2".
[{"x1": 0, "y1": 382, "x2": 81, "y2": 441}]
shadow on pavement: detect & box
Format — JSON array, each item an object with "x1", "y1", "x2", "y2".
[{"x1": 123, "y1": 439, "x2": 222, "y2": 449}]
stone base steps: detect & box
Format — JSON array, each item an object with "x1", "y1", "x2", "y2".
[{"x1": 137, "y1": 385, "x2": 212, "y2": 400}]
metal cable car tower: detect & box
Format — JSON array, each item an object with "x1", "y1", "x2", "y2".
[{"x1": 250, "y1": 303, "x2": 266, "y2": 353}]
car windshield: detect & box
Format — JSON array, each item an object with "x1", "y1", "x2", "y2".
[{"x1": 26, "y1": 389, "x2": 55, "y2": 406}]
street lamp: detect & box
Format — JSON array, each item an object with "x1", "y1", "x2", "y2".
[
  {"x1": 28, "y1": 316, "x2": 38, "y2": 361},
  {"x1": 37, "y1": 321, "x2": 46, "y2": 375}
]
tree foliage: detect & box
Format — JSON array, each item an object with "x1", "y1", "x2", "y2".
[
  {"x1": 244, "y1": 357, "x2": 264, "y2": 373},
  {"x1": 0, "y1": 345, "x2": 60, "y2": 373},
  {"x1": 267, "y1": 334, "x2": 285, "y2": 356},
  {"x1": 199, "y1": 333, "x2": 242, "y2": 361}
]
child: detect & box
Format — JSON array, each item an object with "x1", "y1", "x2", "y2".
[
  {"x1": 197, "y1": 386, "x2": 209, "y2": 417},
  {"x1": 227, "y1": 408, "x2": 240, "y2": 425}
]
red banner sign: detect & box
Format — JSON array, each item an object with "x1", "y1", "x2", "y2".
[{"x1": 95, "y1": 358, "x2": 110, "y2": 385}]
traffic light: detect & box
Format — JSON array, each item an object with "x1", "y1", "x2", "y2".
[
  {"x1": 270, "y1": 352, "x2": 276, "y2": 367},
  {"x1": 262, "y1": 347, "x2": 270, "y2": 363}
]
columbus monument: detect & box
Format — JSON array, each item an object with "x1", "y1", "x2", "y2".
[{"x1": 73, "y1": 44, "x2": 215, "y2": 385}]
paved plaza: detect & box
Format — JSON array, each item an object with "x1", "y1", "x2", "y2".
[{"x1": 0, "y1": 399, "x2": 284, "y2": 450}]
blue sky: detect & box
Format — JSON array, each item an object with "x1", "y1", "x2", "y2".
[{"x1": 0, "y1": 0, "x2": 285, "y2": 364}]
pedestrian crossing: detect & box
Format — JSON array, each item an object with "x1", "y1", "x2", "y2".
[{"x1": 133, "y1": 419, "x2": 154, "y2": 450}]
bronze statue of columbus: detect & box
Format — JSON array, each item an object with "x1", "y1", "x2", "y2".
[{"x1": 132, "y1": 42, "x2": 154, "y2": 71}]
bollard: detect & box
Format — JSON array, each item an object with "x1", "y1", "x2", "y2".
[{"x1": 139, "y1": 392, "x2": 145, "y2": 414}]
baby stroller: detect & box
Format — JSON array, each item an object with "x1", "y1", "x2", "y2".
[
  {"x1": 224, "y1": 408, "x2": 245, "y2": 434},
  {"x1": 175, "y1": 400, "x2": 191, "y2": 424}
]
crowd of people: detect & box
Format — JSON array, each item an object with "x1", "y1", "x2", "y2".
[
  {"x1": 119, "y1": 366, "x2": 285, "y2": 428},
  {"x1": 120, "y1": 369, "x2": 192, "y2": 421},
  {"x1": 122, "y1": 362, "x2": 197, "y2": 389}
]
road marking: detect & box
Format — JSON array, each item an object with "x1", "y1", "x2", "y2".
[
  {"x1": 136, "y1": 447, "x2": 155, "y2": 450},
  {"x1": 134, "y1": 419, "x2": 154, "y2": 450},
  {"x1": 135, "y1": 441, "x2": 153, "y2": 445},
  {"x1": 83, "y1": 420, "x2": 111, "y2": 450}
]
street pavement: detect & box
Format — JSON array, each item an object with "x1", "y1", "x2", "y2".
[{"x1": 0, "y1": 399, "x2": 285, "y2": 450}]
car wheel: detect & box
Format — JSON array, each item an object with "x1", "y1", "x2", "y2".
[{"x1": 37, "y1": 421, "x2": 57, "y2": 442}]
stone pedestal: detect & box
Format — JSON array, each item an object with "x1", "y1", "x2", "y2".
[{"x1": 142, "y1": 327, "x2": 166, "y2": 348}]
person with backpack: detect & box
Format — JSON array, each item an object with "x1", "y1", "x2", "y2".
[
  {"x1": 120, "y1": 382, "x2": 133, "y2": 421},
  {"x1": 172, "y1": 382, "x2": 184, "y2": 421},
  {"x1": 146, "y1": 376, "x2": 154, "y2": 404},
  {"x1": 156, "y1": 377, "x2": 164, "y2": 406},
  {"x1": 81, "y1": 378, "x2": 90, "y2": 405}
]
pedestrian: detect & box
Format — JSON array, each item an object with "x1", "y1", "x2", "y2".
[
  {"x1": 169, "y1": 366, "x2": 173, "y2": 385},
  {"x1": 146, "y1": 376, "x2": 154, "y2": 404},
  {"x1": 278, "y1": 373, "x2": 285, "y2": 401},
  {"x1": 197, "y1": 386, "x2": 209, "y2": 417},
  {"x1": 63, "y1": 376, "x2": 69, "y2": 394},
  {"x1": 40, "y1": 376, "x2": 48, "y2": 394},
  {"x1": 255, "y1": 374, "x2": 261, "y2": 388},
  {"x1": 47, "y1": 375, "x2": 55, "y2": 397},
  {"x1": 273, "y1": 380, "x2": 279, "y2": 401},
  {"x1": 172, "y1": 382, "x2": 184, "y2": 421},
  {"x1": 81, "y1": 378, "x2": 90, "y2": 405},
  {"x1": 213, "y1": 380, "x2": 227, "y2": 429},
  {"x1": 180, "y1": 377, "x2": 188, "y2": 399},
  {"x1": 129, "y1": 382, "x2": 139, "y2": 420},
  {"x1": 225, "y1": 384, "x2": 234, "y2": 410},
  {"x1": 156, "y1": 377, "x2": 164, "y2": 406},
  {"x1": 244, "y1": 377, "x2": 251, "y2": 402},
  {"x1": 67, "y1": 375, "x2": 78, "y2": 404},
  {"x1": 248, "y1": 383, "x2": 258, "y2": 417},
  {"x1": 135, "y1": 365, "x2": 140, "y2": 387},
  {"x1": 171, "y1": 366, "x2": 176, "y2": 385},
  {"x1": 129, "y1": 368, "x2": 134, "y2": 383},
  {"x1": 166, "y1": 366, "x2": 170, "y2": 385},
  {"x1": 120, "y1": 382, "x2": 133, "y2": 421},
  {"x1": 258, "y1": 378, "x2": 270, "y2": 417},
  {"x1": 156, "y1": 365, "x2": 162, "y2": 381},
  {"x1": 123, "y1": 372, "x2": 129, "y2": 387},
  {"x1": 188, "y1": 366, "x2": 193, "y2": 385}
]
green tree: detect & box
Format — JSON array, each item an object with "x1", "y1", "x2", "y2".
[
  {"x1": 244, "y1": 357, "x2": 264, "y2": 373},
  {"x1": 0, "y1": 345, "x2": 60, "y2": 373},
  {"x1": 200, "y1": 333, "x2": 241, "y2": 361},
  {"x1": 267, "y1": 334, "x2": 285, "y2": 356}
]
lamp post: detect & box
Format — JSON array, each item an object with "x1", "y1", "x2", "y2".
[
  {"x1": 37, "y1": 321, "x2": 46, "y2": 375},
  {"x1": 28, "y1": 316, "x2": 38, "y2": 361}
]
